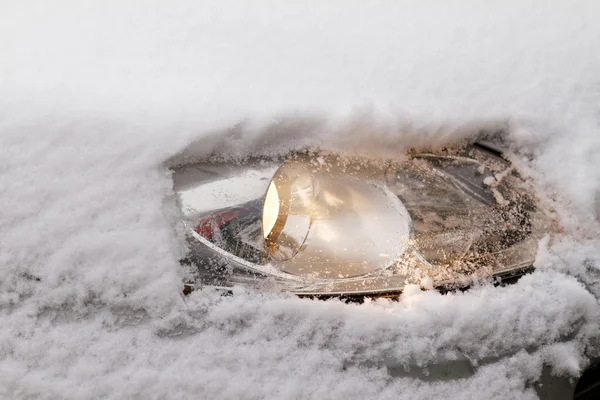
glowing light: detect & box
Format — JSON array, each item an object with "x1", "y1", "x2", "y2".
[
  {"x1": 260, "y1": 158, "x2": 411, "y2": 278},
  {"x1": 262, "y1": 181, "x2": 280, "y2": 239}
]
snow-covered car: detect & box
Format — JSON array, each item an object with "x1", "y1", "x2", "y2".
[{"x1": 171, "y1": 133, "x2": 600, "y2": 400}]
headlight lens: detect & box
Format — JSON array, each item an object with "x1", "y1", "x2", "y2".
[
  {"x1": 174, "y1": 143, "x2": 551, "y2": 296},
  {"x1": 262, "y1": 162, "x2": 313, "y2": 262},
  {"x1": 261, "y1": 159, "x2": 411, "y2": 279}
]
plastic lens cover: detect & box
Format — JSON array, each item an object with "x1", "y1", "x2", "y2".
[{"x1": 173, "y1": 146, "x2": 551, "y2": 296}]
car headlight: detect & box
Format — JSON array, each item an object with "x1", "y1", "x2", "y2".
[{"x1": 174, "y1": 140, "x2": 552, "y2": 297}]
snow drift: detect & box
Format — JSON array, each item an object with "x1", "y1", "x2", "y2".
[{"x1": 1, "y1": 1, "x2": 600, "y2": 399}]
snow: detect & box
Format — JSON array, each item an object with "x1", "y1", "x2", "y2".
[{"x1": 1, "y1": 1, "x2": 600, "y2": 399}]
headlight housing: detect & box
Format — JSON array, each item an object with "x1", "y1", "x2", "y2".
[{"x1": 174, "y1": 140, "x2": 552, "y2": 297}]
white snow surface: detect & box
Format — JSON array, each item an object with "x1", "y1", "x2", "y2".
[{"x1": 2, "y1": 1, "x2": 600, "y2": 399}]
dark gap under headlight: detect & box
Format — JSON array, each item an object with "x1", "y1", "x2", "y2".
[{"x1": 173, "y1": 139, "x2": 554, "y2": 297}]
